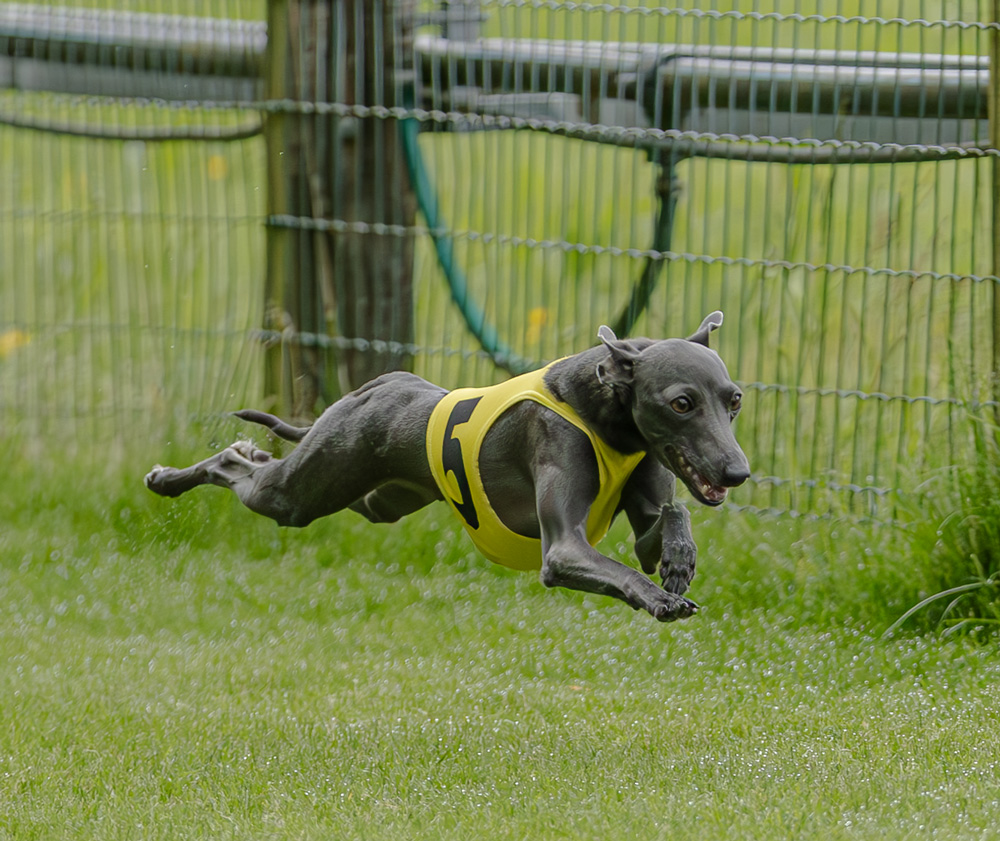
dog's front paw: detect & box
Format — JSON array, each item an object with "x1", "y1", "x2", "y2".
[
  {"x1": 660, "y1": 555, "x2": 696, "y2": 596},
  {"x1": 659, "y1": 507, "x2": 697, "y2": 595},
  {"x1": 648, "y1": 590, "x2": 699, "y2": 622}
]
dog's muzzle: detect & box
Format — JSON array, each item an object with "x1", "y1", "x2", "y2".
[{"x1": 663, "y1": 446, "x2": 746, "y2": 506}]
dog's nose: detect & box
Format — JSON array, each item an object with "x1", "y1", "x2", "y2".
[{"x1": 723, "y1": 459, "x2": 751, "y2": 487}]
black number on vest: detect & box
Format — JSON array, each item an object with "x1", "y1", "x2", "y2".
[{"x1": 441, "y1": 396, "x2": 483, "y2": 529}]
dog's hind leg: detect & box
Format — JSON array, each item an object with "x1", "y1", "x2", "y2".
[
  {"x1": 145, "y1": 440, "x2": 273, "y2": 500},
  {"x1": 145, "y1": 371, "x2": 447, "y2": 529},
  {"x1": 146, "y1": 439, "x2": 348, "y2": 527},
  {"x1": 348, "y1": 482, "x2": 440, "y2": 523}
]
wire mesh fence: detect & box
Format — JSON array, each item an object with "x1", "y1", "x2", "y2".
[
  {"x1": 0, "y1": 2, "x2": 267, "y2": 458},
  {"x1": 1, "y1": 1, "x2": 997, "y2": 525}
]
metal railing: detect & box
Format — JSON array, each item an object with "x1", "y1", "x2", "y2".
[
  {"x1": 0, "y1": 4, "x2": 264, "y2": 100},
  {"x1": 413, "y1": 35, "x2": 988, "y2": 160},
  {"x1": 3, "y1": 6, "x2": 990, "y2": 153}
]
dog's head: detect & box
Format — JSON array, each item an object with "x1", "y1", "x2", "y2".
[{"x1": 596, "y1": 312, "x2": 750, "y2": 506}]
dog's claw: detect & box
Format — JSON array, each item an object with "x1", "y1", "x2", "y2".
[
  {"x1": 649, "y1": 593, "x2": 699, "y2": 622},
  {"x1": 661, "y1": 570, "x2": 692, "y2": 596}
]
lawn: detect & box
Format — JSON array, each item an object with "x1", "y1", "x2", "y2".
[{"x1": 1, "y1": 454, "x2": 999, "y2": 840}]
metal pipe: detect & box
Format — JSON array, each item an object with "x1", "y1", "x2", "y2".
[
  {"x1": 413, "y1": 34, "x2": 987, "y2": 123},
  {"x1": 1, "y1": 7, "x2": 987, "y2": 129},
  {"x1": 0, "y1": 3, "x2": 265, "y2": 99},
  {"x1": 650, "y1": 57, "x2": 984, "y2": 122},
  {"x1": 1, "y1": 7, "x2": 988, "y2": 165},
  {"x1": 416, "y1": 35, "x2": 989, "y2": 73}
]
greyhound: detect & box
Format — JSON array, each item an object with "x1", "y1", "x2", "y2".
[{"x1": 145, "y1": 311, "x2": 749, "y2": 622}]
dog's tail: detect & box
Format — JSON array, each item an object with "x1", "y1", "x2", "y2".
[{"x1": 233, "y1": 409, "x2": 310, "y2": 442}]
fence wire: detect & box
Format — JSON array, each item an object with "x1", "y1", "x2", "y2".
[
  {"x1": 0, "y1": 2, "x2": 268, "y2": 460},
  {"x1": 0, "y1": 1, "x2": 996, "y2": 526}
]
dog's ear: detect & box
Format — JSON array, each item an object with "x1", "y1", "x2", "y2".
[
  {"x1": 596, "y1": 325, "x2": 640, "y2": 387},
  {"x1": 687, "y1": 311, "x2": 724, "y2": 347}
]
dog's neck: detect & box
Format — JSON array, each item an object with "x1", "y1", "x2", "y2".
[{"x1": 544, "y1": 348, "x2": 647, "y2": 455}]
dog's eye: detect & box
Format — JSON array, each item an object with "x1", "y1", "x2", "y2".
[
  {"x1": 730, "y1": 393, "x2": 742, "y2": 413},
  {"x1": 671, "y1": 396, "x2": 693, "y2": 414}
]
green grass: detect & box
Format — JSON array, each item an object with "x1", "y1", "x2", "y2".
[
  {"x1": 887, "y1": 411, "x2": 1000, "y2": 636},
  {"x1": 2, "y1": 455, "x2": 1000, "y2": 841}
]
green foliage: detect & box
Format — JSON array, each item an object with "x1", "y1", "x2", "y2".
[{"x1": 885, "y1": 412, "x2": 1000, "y2": 637}]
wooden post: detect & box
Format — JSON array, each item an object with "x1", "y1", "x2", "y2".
[
  {"x1": 263, "y1": 0, "x2": 330, "y2": 420},
  {"x1": 263, "y1": 0, "x2": 416, "y2": 420},
  {"x1": 333, "y1": 0, "x2": 417, "y2": 388}
]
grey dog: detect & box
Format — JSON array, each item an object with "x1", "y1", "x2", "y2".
[{"x1": 145, "y1": 311, "x2": 749, "y2": 622}]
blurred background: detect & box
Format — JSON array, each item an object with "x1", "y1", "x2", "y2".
[{"x1": 2, "y1": 0, "x2": 997, "y2": 528}]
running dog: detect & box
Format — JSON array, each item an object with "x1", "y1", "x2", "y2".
[{"x1": 145, "y1": 312, "x2": 749, "y2": 621}]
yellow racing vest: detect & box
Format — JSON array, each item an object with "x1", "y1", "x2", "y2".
[{"x1": 425, "y1": 363, "x2": 646, "y2": 571}]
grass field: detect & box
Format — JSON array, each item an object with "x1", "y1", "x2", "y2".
[{"x1": 2, "y1": 454, "x2": 1000, "y2": 840}]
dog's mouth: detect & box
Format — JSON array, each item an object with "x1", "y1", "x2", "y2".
[{"x1": 664, "y1": 448, "x2": 728, "y2": 506}]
